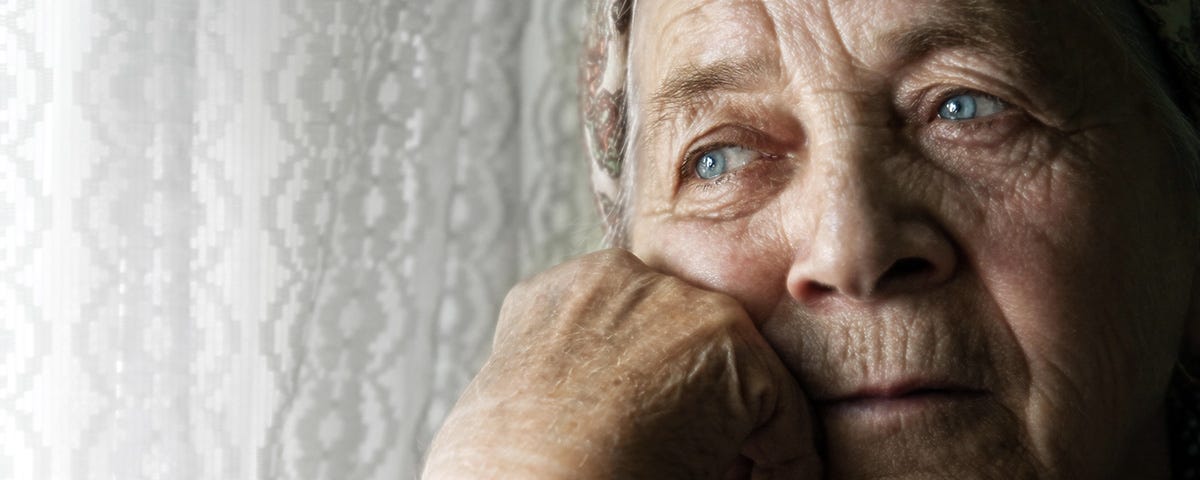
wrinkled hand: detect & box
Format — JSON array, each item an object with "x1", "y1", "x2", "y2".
[{"x1": 422, "y1": 249, "x2": 821, "y2": 479}]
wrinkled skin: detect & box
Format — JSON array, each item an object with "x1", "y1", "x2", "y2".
[
  {"x1": 423, "y1": 250, "x2": 820, "y2": 478},
  {"x1": 425, "y1": 0, "x2": 1200, "y2": 478}
]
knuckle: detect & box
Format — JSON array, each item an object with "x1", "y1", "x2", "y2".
[
  {"x1": 705, "y1": 291, "x2": 745, "y2": 316},
  {"x1": 695, "y1": 291, "x2": 751, "y2": 330},
  {"x1": 532, "y1": 248, "x2": 640, "y2": 289},
  {"x1": 501, "y1": 273, "x2": 543, "y2": 316},
  {"x1": 496, "y1": 250, "x2": 641, "y2": 335},
  {"x1": 497, "y1": 276, "x2": 554, "y2": 336},
  {"x1": 589, "y1": 247, "x2": 641, "y2": 266},
  {"x1": 568, "y1": 248, "x2": 652, "y2": 292},
  {"x1": 649, "y1": 276, "x2": 749, "y2": 331}
]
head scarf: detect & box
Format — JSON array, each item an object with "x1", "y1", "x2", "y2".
[
  {"x1": 580, "y1": 0, "x2": 1200, "y2": 242},
  {"x1": 581, "y1": 0, "x2": 633, "y2": 242}
]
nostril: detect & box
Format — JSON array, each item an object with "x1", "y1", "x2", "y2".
[
  {"x1": 797, "y1": 280, "x2": 836, "y2": 300},
  {"x1": 809, "y1": 282, "x2": 836, "y2": 294},
  {"x1": 886, "y1": 257, "x2": 933, "y2": 279}
]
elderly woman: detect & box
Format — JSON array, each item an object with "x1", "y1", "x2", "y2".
[{"x1": 425, "y1": 0, "x2": 1200, "y2": 477}]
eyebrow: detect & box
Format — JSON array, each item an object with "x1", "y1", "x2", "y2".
[
  {"x1": 883, "y1": 0, "x2": 1042, "y2": 71},
  {"x1": 642, "y1": 5, "x2": 1034, "y2": 140},
  {"x1": 879, "y1": 18, "x2": 1030, "y2": 73},
  {"x1": 645, "y1": 57, "x2": 778, "y2": 139}
]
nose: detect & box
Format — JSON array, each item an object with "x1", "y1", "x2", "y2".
[{"x1": 785, "y1": 151, "x2": 957, "y2": 304}]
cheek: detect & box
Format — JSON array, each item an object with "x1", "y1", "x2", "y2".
[
  {"x1": 964, "y1": 131, "x2": 1191, "y2": 455},
  {"x1": 632, "y1": 215, "x2": 792, "y2": 320},
  {"x1": 986, "y1": 146, "x2": 1183, "y2": 366}
]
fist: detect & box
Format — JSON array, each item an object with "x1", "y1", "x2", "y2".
[{"x1": 423, "y1": 249, "x2": 820, "y2": 479}]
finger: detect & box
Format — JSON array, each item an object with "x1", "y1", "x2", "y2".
[
  {"x1": 741, "y1": 373, "x2": 823, "y2": 480},
  {"x1": 737, "y1": 338, "x2": 823, "y2": 480}
]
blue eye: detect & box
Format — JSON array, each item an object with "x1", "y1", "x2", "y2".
[
  {"x1": 694, "y1": 146, "x2": 757, "y2": 180},
  {"x1": 938, "y1": 93, "x2": 1005, "y2": 121},
  {"x1": 696, "y1": 151, "x2": 727, "y2": 179}
]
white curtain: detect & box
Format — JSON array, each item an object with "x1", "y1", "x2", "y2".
[{"x1": 1, "y1": 1, "x2": 598, "y2": 478}]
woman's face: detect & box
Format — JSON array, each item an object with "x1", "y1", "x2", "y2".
[{"x1": 626, "y1": 0, "x2": 1200, "y2": 476}]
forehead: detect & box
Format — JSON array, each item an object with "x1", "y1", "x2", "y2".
[{"x1": 629, "y1": 0, "x2": 1088, "y2": 94}]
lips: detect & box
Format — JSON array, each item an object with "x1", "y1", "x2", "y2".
[
  {"x1": 817, "y1": 379, "x2": 986, "y2": 405},
  {"x1": 813, "y1": 378, "x2": 988, "y2": 424}
]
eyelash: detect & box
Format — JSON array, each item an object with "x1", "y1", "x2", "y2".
[
  {"x1": 927, "y1": 88, "x2": 1009, "y2": 121},
  {"x1": 680, "y1": 143, "x2": 732, "y2": 179},
  {"x1": 677, "y1": 146, "x2": 727, "y2": 193},
  {"x1": 680, "y1": 142, "x2": 779, "y2": 190}
]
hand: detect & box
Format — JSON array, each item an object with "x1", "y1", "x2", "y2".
[{"x1": 422, "y1": 249, "x2": 821, "y2": 479}]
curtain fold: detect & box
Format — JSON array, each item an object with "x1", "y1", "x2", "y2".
[{"x1": 1, "y1": 1, "x2": 595, "y2": 478}]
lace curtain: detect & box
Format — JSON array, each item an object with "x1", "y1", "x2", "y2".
[{"x1": 1, "y1": 0, "x2": 597, "y2": 478}]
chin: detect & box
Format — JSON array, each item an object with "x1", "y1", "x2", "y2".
[{"x1": 818, "y1": 393, "x2": 1042, "y2": 479}]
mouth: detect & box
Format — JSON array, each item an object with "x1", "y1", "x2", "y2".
[{"x1": 815, "y1": 381, "x2": 988, "y2": 424}]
